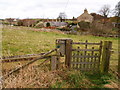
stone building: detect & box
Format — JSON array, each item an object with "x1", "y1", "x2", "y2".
[{"x1": 77, "y1": 9, "x2": 93, "y2": 23}]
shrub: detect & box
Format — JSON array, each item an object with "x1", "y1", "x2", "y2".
[
  {"x1": 17, "y1": 20, "x2": 23, "y2": 26},
  {"x1": 89, "y1": 21, "x2": 116, "y2": 35},
  {"x1": 46, "y1": 22, "x2": 51, "y2": 27},
  {"x1": 78, "y1": 21, "x2": 90, "y2": 31}
]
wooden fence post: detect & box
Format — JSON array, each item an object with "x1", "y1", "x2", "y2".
[
  {"x1": 65, "y1": 39, "x2": 73, "y2": 68},
  {"x1": 51, "y1": 56, "x2": 58, "y2": 70},
  {"x1": 118, "y1": 42, "x2": 120, "y2": 79},
  {"x1": 101, "y1": 41, "x2": 112, "y2": 73}
]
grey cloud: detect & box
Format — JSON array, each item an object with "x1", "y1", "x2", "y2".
[{"x1": 0, "y1": 0, "x2": 119, "y2": 19}]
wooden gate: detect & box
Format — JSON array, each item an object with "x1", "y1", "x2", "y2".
[
  {"x1": 71, "y1": 40, "x2": 102, "y2": 71},
  {"x1": 56, "y1": 39, "x2": 112, "y2": 73}
]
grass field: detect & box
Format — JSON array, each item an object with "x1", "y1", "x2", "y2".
[
  {"x1": 2, "y1": 26, "x2": 118, "y2": 55},
  {"x1": 2, "y1": 25, "x2": 119, "y2": 88},
  {"x1": 2, "y1": 25, "x2": 119, "y2": 70}
]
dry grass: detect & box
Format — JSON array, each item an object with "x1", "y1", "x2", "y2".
[
  {"x1": 3, "y1": 64, "x2": 61, "y2": 88},
  {"x1": 2, "y1": 58, "x2": 93, "y2": 88},
  {"x1": 2, "y1": 58, "x2": 119, "y2": 88},
  {"x1": 3, "y1": 64, "x2": 119, "y2": 88}
]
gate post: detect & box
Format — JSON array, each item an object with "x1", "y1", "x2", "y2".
[
  {"x1": 65, "y1": 39, "x2": 73, "y2": 68},
  {"x1": 56, "y1": 38, "x2": 73, "y2": 68},
  {"x1": 101, "y1": 41, "x2": 112, "y2": 73},
  {"x1": 50, "y1": 55, "x2": 60, "y2": 70}
]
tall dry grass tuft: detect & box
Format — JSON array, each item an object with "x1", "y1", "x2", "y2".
[{"x1": 3, "y1": 64, "x2": 65, "y2": 88}]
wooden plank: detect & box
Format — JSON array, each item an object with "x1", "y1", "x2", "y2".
[
  {"x1": 72, "y1": 49, "x2": 99, "y2": 51},
  {"x1": 72, "y1": 42, "x2": 101, "y2": 45},
  {"x1": 56, "y1": 56, "x2": 60, "y2": 69},
  {"x1": 2, "y1": 55, "x2": 42, "y2": 61},
  {"x1": 56, "y1": 42, "x2": 101, "y2": 45},
  {"x1": 2, "y1": 53, "x2": 45, "y2": 59},
  {"x1": 79, "y1": 53, "x2": 83, "y2": 69},
  {"x1": 83, "y1": 40, "x2": 88, "y2": 69},
  {"x1": 98, "y1": 41, "x2": 102, "y2": 70},
  {"x1": 87, "y1": 53, "x2": 90, "y2": 69},
  {"x1": 96, "y1": 53, "x2": 100, "y2": 70},
  {"x1": 72, "y1": 55, "x2": 99, "y2": 58},
  {"x1": 93, "y1": 53, "x2": 97, "y2": 69},
  {"x1": 76, "y1": 47, "x2": 80, "y2": 69},
  {"x1": 51, "y1": 56, "x2": 57, "y2": 70},
  {"x1": 72, "y1": 52, "x2": 75, "y2": 68},
  {"x1": 90, "y1": 47, "x2": 94, "y2": 71},
  {"x1": 71, "y1": 62, "x2": 99, "y2": 64},
  {"x1": 118, "y1": 44, "x2": 120, "y2": 78},
  {"x1": 74, "y1": 68, "x2": 99, "y2": 71}
]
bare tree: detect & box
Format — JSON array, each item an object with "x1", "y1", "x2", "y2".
[
  {"x1": 115, "y1": 1, "x2": 120, "y2": 17},
  {"x1": 99, "y1": 5, "x2": 110, "y2": 18},
  {"x1": 57, "y1": 12, "x2": 67, "y2": 22}
]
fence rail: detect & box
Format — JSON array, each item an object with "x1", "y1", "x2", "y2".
[
  {"x1": 1, "y1": 48, "x2": 58, "y2": 80},
  {"x1": 72, "y1": 55, "x2": 99, "y2": 58},
  {"x1": 72, "y1": 42, "x2": 101, "y2": 45},
  {"x1": 71, "y1": 62, "x2": 99, "y2": 64},
  {"x1": 56, "y1": 42, "x2": 101, "y2": 45},
  {"x1": 2, "y1": 53, "x2": 45, "y2": 59},
  {"x1": 1, "y1": 53, "x2": 45, "y2": 63},
  {"x1": 72, "y1": 49, "x2": 99, "y2": 51}
]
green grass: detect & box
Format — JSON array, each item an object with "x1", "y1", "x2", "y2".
[
  {"x1": 50, "y1": 70, "x2": 117, "y2": 88},
  {"x1": 2, "y1": 26, "x2": 118, "y2": 56},
  {"x1": 84, "y1": 72, "x2": 112, "y2": 87}
]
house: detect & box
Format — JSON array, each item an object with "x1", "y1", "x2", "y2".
[
  {"x1": 77, "y1": 9, "x2": 93, "y2": 23},
  {"x1": 4, "y1": 18, "x2": 18, "y2": 25}
]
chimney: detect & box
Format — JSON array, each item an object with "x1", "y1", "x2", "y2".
[{"x1": 84, "y1": 8, "x2": 88, "y2": 13}]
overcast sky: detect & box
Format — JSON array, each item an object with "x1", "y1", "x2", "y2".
[{"x1": 0, "y1": 0, "x2": 119, "y2": 19}]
